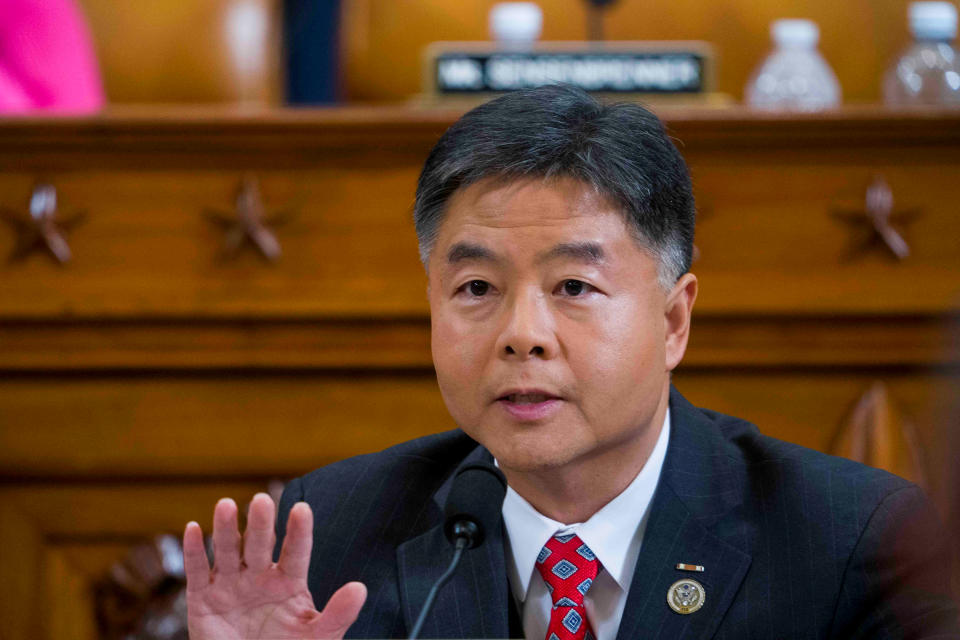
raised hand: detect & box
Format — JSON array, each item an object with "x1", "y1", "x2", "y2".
[{"x1": 183, "y1": 493, "x2": 366, "y2": 639}]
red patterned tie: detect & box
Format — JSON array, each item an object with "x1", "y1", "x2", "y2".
[{"x1": 535, "y1": 532, "x2": 599, "y2": 640}]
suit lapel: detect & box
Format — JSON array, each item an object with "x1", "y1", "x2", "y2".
[
  {"x1": 395, "y1": 387, "x2": 753, "y2": 640},
  {"x1": 615, "y1": 388, "x2": 753, "y2": 640},
  {"x1": 396, "y1": 446, "x2": 513, "y2": 639}
]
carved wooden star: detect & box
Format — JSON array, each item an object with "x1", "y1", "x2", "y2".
[
  {"x1": 831, "y1": 175, "x2": 919, "y2": 262},
  {"x1": 1, "y1": 182, "x2": 84, "y2": 265},
  {"x1": 205, "y1": 175, "x2": 288, "y2": 262}
]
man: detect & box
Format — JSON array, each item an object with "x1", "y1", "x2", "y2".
[{"x1": 183, "y1": 84, "x2": 959, "y2": 639}]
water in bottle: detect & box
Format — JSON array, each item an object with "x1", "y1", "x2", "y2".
[
  {"x1": 746, "y1": 19, "x2": 841, "y2": 111},
  {"x1": 884, "y1": 1, "x2": 960, "y2": 106}
]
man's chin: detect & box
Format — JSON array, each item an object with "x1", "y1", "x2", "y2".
[
  {"x1": 484, "y1": 440, "x2": 581, "y2": 474},
  {"x1": 459, "y1": 413, "x2": 588, "y2": 472}
]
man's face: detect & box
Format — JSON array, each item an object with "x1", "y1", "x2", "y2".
[{"x1": 427, "y1": 177, "x2": 696, "y2": 476}]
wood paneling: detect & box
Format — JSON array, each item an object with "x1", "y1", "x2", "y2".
[
  {"x1": 1, "y1": 107, "x2": 958, "y2": 638},
  {"x1": 46, "y1": 545, "x2": 115, "y2": 640},
  {"x1": 0, "y1": 169, "x2": 427, "y2": 317},
  {"x1": 831, "y1": 382, "x2": 928, "y2": 489},
  {"x1": 0, "y1": 374, "x2": 448, "y2": 478},
  {"x1": 2, "y1": 370, "x2": 956, "y2": 505},
  {"x1": 1, "y1": 315, "x2": 957, "y2": 371},
  {"x1": 0, "y1": 107, "x2": 958, "y2": 320},
  {"x1": 0, "y1": 502, "x2": 44, "y2": 640},
  {"x1": 0, "y1": 319, "x2": 433, "y2": 370},
  {"x1": 672, "y1": 370, "x2": 960, "y2": 515},
  {"x1": 0, "y1": 483, "x2": 268, "y2": 639},
  {"x1": 2, "y1": 372, "x2": 956, "y2": 638},
  {"x1": 76, "y1": 0, "x2": 283, "y2": 104},
  {"x1": 1, "y1": 483, "x2": 272, "y2": 538}
]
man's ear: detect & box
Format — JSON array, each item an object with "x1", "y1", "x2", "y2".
[{"x1": 664, "y1": 273, "x2": 698, "y2": 372}]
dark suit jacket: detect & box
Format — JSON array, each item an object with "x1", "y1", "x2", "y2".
[{"x1": 275, "y1": 387, "x2": 960, "y2": 639}]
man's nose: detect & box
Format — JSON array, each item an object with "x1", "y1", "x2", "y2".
[{"x1": 495, "y1": 290, "x2": 558, "y2": 360}]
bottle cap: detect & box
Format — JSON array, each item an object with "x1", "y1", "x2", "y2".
[
  {"x1": 489, "y1": 2, "x2": 543, "y2": 44},
  {"x1": 909, "y1": 2, "x2": 958, "y2": 40},
  {"x1": 771, "y1": 19, "x2": 820, "y2": 48}
]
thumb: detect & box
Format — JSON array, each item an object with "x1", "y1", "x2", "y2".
[{"x1": 313, "y1": 581, "x2": 367, "y2": 638}]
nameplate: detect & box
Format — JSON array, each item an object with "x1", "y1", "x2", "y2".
[{"x1": 425, "y1": 42, "x2": 713, "y2": 96}]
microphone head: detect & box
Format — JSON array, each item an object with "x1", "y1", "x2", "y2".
[{"x1": 443, "y1": 463, "x2": 507, "y2": 549}]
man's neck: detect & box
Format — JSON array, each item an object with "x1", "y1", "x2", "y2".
[{"x1": 499, "y1": 390, "x2": 669, "y2": 524}]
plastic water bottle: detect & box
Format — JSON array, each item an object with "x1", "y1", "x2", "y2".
[
  {"x1": 746, "y1": 19, "x2": 841, "y2": 111},
  {"x1": 884, "y1": 2, "x2": 960, "y2": 106}
]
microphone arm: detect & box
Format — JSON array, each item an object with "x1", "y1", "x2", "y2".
[
  {"x1": 407, "y1": 534, "x2": 467, "y2": 640},
  {"x1": 407, "y1": 464, "x2": 506, "y2": 640},
  {"x1": 408, "y1": 520, "x2": 481, "y2": 639}
]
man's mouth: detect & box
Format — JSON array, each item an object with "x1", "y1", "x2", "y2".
[
  {"x1": 495, "y1": 389, "x2": 563, "y2": 421},
  {"x1": 497, "y1": 387, "x2": 563, "y2": 422},
  {"x1": 501, "y1": 393, "x2": 556, "y2": 404}
]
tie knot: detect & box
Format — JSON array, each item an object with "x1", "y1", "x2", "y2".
[{"x1": 535, "y1": 532, "x2": 599, "y2": 610}]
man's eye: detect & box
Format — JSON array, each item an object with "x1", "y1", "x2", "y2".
[
  {"x1": 468, "y1": 280, "x2": 490, "y2": 296},
  {"x1": 561, "y1": 279, "x2": 586, "y2": 296}
]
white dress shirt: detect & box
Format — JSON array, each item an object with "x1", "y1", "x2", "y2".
[{"x1": 500, "y1": 409, "x2": 670, "y2": 640}]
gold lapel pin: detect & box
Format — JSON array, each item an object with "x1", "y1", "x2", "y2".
[
  {"x1": 667, "y1": 578, "x2": 706, "y2": 614},
  {"x1": 675, "y1": 563, "x2": 705, "y2": 572}
]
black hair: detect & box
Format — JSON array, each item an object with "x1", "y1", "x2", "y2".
[{"x1": 413, "y1": 83, "x2": 695, "y2": 287}]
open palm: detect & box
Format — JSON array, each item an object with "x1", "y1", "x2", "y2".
[{"x1": 183, "y1": 493, "x2": 366, "y2": 639}]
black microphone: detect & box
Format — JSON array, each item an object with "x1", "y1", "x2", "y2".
[{"x1": 408, "y1": 463, "x2": 507, "y2": 639}]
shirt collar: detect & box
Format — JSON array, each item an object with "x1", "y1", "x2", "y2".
[{"x1": 501, "y1": 408, "x2": 671, "y2": 600}]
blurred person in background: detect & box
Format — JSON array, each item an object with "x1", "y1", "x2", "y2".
[{"x1": 0, "y1": 0, "x2": 104, "y2": 114}]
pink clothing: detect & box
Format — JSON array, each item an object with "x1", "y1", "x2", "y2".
[{"x1": 0, "y1": 0, "x2": 105, "y2": 114}]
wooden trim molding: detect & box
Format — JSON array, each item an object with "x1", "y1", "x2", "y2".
[
  {"x1": 0, "y1": 106, "x2": 958, "y2": 169},
  {"x1": 0, "y1": 314, "x2": 956, "y2": 371}
]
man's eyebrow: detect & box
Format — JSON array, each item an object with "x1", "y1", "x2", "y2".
[
  {"x1": 537, "y1": 242, "x2": 606, "y2": 265},
  {"x1": 446, "y1": 242, "x2": 500, "y2": 264}
]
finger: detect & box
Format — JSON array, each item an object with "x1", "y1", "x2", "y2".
[
  {"x1": 212, "y1": 497, "x2": 242, "y2": 575},
  {"x1": 243, "y1": 492, "x2": 276, "y2": 573},
  {"x1": 183, "y1": 521, "x2": 211, "y2": 593},
  {"x1": 314, "y1": 582, "x2": 367, "y2": 638},
  {"x1": 277, "y1": 501, "x2": 313, "y2": 580}
]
